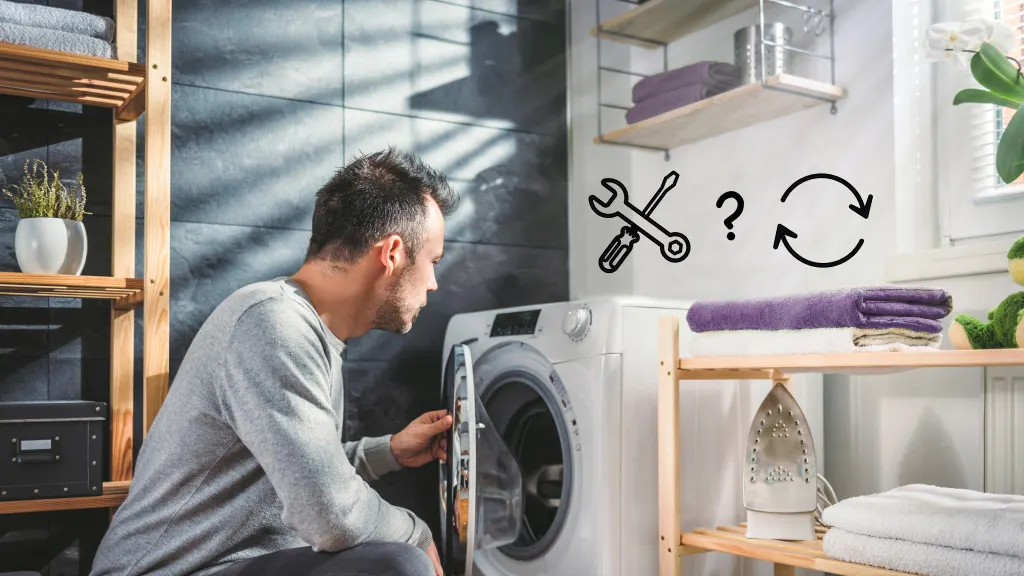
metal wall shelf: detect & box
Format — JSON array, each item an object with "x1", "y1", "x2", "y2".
[{"x1": 591, "y1": 0, "x2": 844, "y2": 160}]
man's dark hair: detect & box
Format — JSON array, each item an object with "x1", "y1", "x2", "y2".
[{"x1": 305, "y1": 147, "x2": 458, "y2": 265}]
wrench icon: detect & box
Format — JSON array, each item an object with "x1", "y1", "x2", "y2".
[{"x1": 589, "y1": 174, "x2": 691, "y2": 265}]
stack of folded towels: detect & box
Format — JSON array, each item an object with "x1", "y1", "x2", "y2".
[
  {"x1": 625, "y1": 61, "x2": 741, "y2": 125},
  {"x1": 821, "y1": 484, "x2": 1024, "y2": 576},
  {"x1": 685, "y1": 286, "x2": 953, "y2": 356},
  {"x1": 0, "y1": 0, "x2": 116, "y2": 59}
]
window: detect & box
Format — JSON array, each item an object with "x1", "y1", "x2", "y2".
[
  {"x1": 934, "y1": 0, "x2": 1024, "y2": 245},
  {"x1": 888, "y1": 0, "x2": 1024, "y2": 281}
]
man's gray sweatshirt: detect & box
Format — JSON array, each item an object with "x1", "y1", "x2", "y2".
[{"x1": 90, "y1": 277, "x2": 433, "y2": 576}]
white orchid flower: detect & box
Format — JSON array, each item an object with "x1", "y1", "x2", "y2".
[{"x1": 926, "y1": 18, "x2": 1016, "y2": 68}]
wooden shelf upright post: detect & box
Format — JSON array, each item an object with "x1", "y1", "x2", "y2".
[
  {"x1": 110, "y1": 0, "x2": 139, "y2": 484},
  {"x1": 143, "y1": 0, "x2": 171, "y2": 438},
  {"x1": 658, "y1": 316, "x2": 681, "y2": 576}
]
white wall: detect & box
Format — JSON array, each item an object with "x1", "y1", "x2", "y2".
[
  {"x1": 568, "y1": 0, "x2": 639, "y2": 297},
  {"x1": 569, "y1": 0, "x2": 1016, "y2": 565}
]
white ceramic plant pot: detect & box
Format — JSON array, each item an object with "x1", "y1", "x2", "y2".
[
  {"x1": 61, "y1": 220, "x2": 87, "y2": 275},
  {"x1": 15, "y1": 217, "x2": 88, "y2": 275}
]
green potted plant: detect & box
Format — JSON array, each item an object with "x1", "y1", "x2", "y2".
[
  {"x1": 928, "y1": 18, "x2": 1024, "y2": 184},
  {"x1": 1, "y1": 159, "x2": 89, "y2": 275}
]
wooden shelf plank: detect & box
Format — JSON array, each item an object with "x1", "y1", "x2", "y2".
[
  {"x1": 0, "y1": 42, "x2": 146, "y2": 120},
  {"x1": 681, "y1": 525, "x2": 915, "y2": 575},
  {"x1": 678, "y1": 349, "x2": 1024, "y2": 376},
  {"x1": 0, "y1": 480, "x2": 129, "y2": 514},
  {"x1": 591, "y1": 0, "x2": 758, "y2": 48},
  {"x1": 596, "y1": 74, "x2": 845, "y2": 151},
  {"x1": 0, "y1": 272, "x2": 144, "y2": 307}
]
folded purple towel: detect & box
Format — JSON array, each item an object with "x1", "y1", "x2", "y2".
[
  {"x1": 632, "y1": 61, "x2": 740, "y2": 104},
  {"x1": 625, "y1": 83, "x2": 733, "y2": 124},
  {"x1": 686, "y1": 287, "x2": 953, "y2": 335}
]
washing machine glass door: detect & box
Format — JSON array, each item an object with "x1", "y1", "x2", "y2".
[{"x1": 440, "y1": 344, "x2": 524, "y2": 576}]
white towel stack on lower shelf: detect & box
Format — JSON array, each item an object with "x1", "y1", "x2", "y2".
[{"x1": 820, "y1": 484, "x2": 1024, "y2": 576}]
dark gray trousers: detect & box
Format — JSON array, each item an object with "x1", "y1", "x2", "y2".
[{"x1": 208, "y1": 542, "x2": 434, "y2": 576}]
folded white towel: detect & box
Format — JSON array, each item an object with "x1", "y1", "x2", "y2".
[
  {"x1": 823, "y1": 527, "x2": 1024, "y2": 576},
  {"x1": 0, "y1": 0, "x2": 114, "y2": 42},
  {"x1": 821, "y1": 484, "x2": 1024, "y2": 559},
  {"x1": 0, "y1": 22, "x2": 115, "y2": 59},
  {"x1": 689, "y1": 327, "x2": 942, "y2": 357}
]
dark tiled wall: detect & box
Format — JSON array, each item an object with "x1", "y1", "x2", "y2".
[{"x1": 0, "y1": 0, "x2": 568, "y2": 573}]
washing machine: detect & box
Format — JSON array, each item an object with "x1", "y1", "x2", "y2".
[{"x1": 437, "y1": 295, "x2": 697, "y2": 576}]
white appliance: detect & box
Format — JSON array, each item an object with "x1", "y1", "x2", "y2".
[{"x1": 438, "y1": 295, "x2": 743, "y2": 576}]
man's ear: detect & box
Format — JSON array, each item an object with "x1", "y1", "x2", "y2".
[{"x1": 377, "y1": 234, "x2": 405, "y2": 276}]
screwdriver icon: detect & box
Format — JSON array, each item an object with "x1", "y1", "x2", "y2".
[{"x1": 591, "y1": 171, "x2": 688, "y2": 273}]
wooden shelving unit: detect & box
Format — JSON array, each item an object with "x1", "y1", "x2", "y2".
[
  {"x1": 0, "y1": 0, "x2": 171, "y2": 517},
  {"x1": 595, "y1": 74, "x2": 846, "y2": 151},
  {"x1": 590, "y1": 0, "x2": 758, "y2": 49},
  {"x1": 0, "y1": 273, "x2": 144, "y2": 308},
  {"x1": 0, "y1": 481, "x2": 130, "y2": 515},
  {"x1": 680, "y1": 524, "x2": 913, "y2": 575},
  {"x1": 0, "y1": 42, "x2": 146, "y2": 121},
  {"x1": 656, "y1": 316, "x2": 1024, "y2": 576}
]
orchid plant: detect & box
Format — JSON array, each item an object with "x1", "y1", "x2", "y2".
[{"x1": 927, "y1": 18, "x2": 1024, "y2": 184}]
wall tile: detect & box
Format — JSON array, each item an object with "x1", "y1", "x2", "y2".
[
  {"x1": 48, "y1": 299, "x2": 110, "y2": 360},
  {"x1": 0, "y1": 209, "x2": 22, "y2": 272},
  {"x1": 168, "y1": 84, "x2": 344, "y2": 231},
  {"x1": 444, "y1": 151, "x2": 567, "y2": 248},
  {"x1": 0, "y1": 355, "x2": 48, "y2": 402},
  {"x1": 436, "y1": 0, "x2": 565, "y2": 23},
  {"x1": 345, "y1": 0, "x2": 565, "y2": 135},
  {"x1": 46, "y1": 105, "x2": 113, "y2": 218},
  {"x1": 0, "y1": 292, "x2": 49, "y2": 363},
  {"x1": 163, "y1": 221, "x2": 311, "y2": 359},
  {"x1": 169, "y1": 0, "x2": 344, "y2": 106},
  {"x1": 345, "y1": 107, "x2": 552, "y2": 182},
  {"x1": 345, "y1": 242, "x2": 568, "y2": 362}
]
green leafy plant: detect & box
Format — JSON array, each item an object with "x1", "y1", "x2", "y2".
[
  {"x1": 1, "y1": 159, "x2": 89, "y2": 221},
  {"x1": 952, "y1": 42, "x2": 1024, "y2": 184}
]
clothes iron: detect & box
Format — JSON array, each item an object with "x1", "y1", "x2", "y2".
[{"x1": 743, "y1": 381, "x2": 817, "y2": 541}]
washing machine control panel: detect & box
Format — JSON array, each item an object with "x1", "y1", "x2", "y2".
[
  {"x1": 489, "y1": 308, "x2": 541, "y2": 337},
  {"x1": 561, "y1": 304, "x2": 591, "y2": 342}
]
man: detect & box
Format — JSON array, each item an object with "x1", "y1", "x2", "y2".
[{"x1": 91, "y1": 147, "x2": 460, "y2": 576}]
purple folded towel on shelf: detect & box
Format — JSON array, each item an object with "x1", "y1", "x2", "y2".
[
  {"x1": 632, "y1": 61, "x2": 741, "y2": 103},
  {"x1": 625, "y1": 83, "x2": 733, "y2": 124},
  {"x1": 685, "y1": 286, "x2": 953, "y2": 335}
]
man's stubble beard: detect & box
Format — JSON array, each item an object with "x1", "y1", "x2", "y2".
[{"x1": 371, "y1": 265, "x2": 418, "y2": 334}]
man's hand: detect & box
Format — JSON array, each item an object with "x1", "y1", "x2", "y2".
[
  {"x1": 426, "y1": 541, "x2": 443, "y2": 576},
  {"x1": 390, "y1": 409, "x2": 453, "y2": 468}
]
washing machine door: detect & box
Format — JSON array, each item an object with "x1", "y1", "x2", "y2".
[{"x1": 440, "y1": 344, "x2": 523, "y2": 576}]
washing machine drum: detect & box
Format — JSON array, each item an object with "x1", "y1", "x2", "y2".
[{"x1": 439, "y1": 342, "x2": 575, "y2": 576}]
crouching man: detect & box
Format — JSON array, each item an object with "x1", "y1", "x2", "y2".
[{"x1": 91, "y1": 148, "x2": 459, "y2": 576}]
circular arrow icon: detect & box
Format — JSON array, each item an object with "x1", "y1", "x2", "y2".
[
  {"x1": 774, "y1": 225, "x2": 864, "y2": 268},
  {"x1": 775, "y1": 173, "x2": 870, "y2": 269}
]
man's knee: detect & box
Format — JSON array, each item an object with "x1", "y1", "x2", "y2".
[{"x1": 362, "y1": 542, "x2": 434, "y2": 576}]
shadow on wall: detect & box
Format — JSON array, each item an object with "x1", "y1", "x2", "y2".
[
  {"x1": 343, "y1": 0, "x2": 568, "y2": 548},
  {"x1": 896, "y1": 407, "x2": 969, "y2": 489}
]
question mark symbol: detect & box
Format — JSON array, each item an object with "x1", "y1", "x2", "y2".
[{"x1": 716, "y1": 191, "x2": 744, "y2": 241}]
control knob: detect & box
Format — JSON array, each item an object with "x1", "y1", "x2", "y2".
[{"x1": 561, "y1": 306, "x2": 591, "y2": 341}]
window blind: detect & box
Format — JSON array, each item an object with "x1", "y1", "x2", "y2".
[{"x1": 966, "y1": 0, "x2": 1024, "y2": 195}]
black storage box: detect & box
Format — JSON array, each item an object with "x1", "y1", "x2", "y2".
[{"x1": 0, "y1": 401, "x2": 107, "y2": 500}]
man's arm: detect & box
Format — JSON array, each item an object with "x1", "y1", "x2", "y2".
[
  {"x1": 216, "y1": 299, "x2": 432, "y2": 553},
  {"x1": 343, "y1": 435, "x2": 402, "y2": 482}
]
